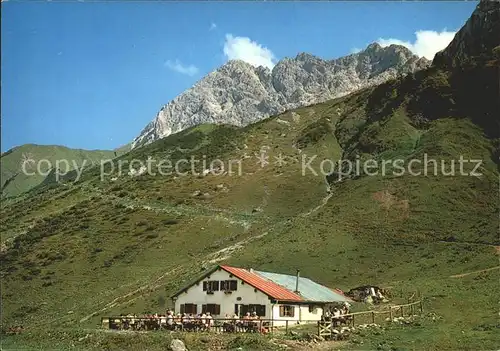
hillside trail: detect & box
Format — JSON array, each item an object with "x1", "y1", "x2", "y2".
[
  {"x1": 301, "y1": 193, "x2": 333, "y2": 217},
  {"x1": 78, "y1": 231, "x2": 270, "y2": 323},
  {"x1": 78, "y1": 180, "x2": 333, "y2": 324},
  {"x1": 438, "y1": 240, "x2": 499, "y2": 249},
  {"x1": 449, "y1": 265, "x2": 500, "y2": 278},
  {"x1": 80, "y1": 183, "x2": 254, "y2": 231},
  {"x1": 300, "y1": 179, "x2": 333, "y2": 217}
]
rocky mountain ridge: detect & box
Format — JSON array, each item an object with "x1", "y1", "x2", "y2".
[
  {"x1": 132, "y1": 43, "x2": 429, "y2": 148},
  {"x1": 433, "y1": 0, "x2": 500, "y2": 67}
]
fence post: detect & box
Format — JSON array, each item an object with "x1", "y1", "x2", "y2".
[
  {"x1": 317, "y1": 321, "x2": 320, "y2": 337},
  {"x1": 400, "y1": 306, "x2": 404, "y2": 318},
  {"x1": 411, "y1": 304, "x2": 414, "y2": 316},
  {"x1": 420, "y1": 300, "x2": 423, "y2": 313},
  {"x1": 285, "y1": 320, "x2": 288, "y2": 334},
  {"x1": 371, "y1": 312, "x2": 375, "y2": 324},
  {"x1": 352, "y1": 314, "x2": 355, "y2": 327},
  {"x1": 389, "y1": 307, "x2": 393, "y2": 321}
]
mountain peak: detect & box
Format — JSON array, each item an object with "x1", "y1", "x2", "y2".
[
  {"x1": 295, "y1": 52, "x2": 320, "y2": 61},
  {"x1": 131, "y1": 44, "x2": 429, "y2": 149},
  {"x1": 218, "y1": 59, "x2": 256, "y2": 71},
  {"x1": 365, "y1": 42, "x2": 383, "y2": 52},
  {"x1": 362, "y1": 42, "x2": 416, "y2": 59}
]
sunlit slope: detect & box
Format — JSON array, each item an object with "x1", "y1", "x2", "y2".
[{"x1": 0, "y1": 144, "x2": 123, "y2": 198}]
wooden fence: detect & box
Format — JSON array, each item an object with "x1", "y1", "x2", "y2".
[
  {"x1": 101, "y1": 300, "x2": 424, "y2": 338},
  {"x1": 317, "y1": 300, "x2": 423, "y2": 339},
  {"x1": 101, "y1": 317, "x2": 312, "y2": 334}
]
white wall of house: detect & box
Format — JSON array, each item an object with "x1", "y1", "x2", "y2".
[
  {"x1": 173, "y1": 268, "x2": 324, "y2": 325},
  {"x1": 270, "y1": 305, "x2": 323, "y2": 324},
  {"x1": 299, "y1": 305, "x2": 324, "y2": 321},
  {"x1": 174, "y1": 269, "x2": 271, "y2": 318}
]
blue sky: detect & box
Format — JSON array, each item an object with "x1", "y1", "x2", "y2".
[{"x1": 1, "y1": 1, "x2": 476, "y2": 152}]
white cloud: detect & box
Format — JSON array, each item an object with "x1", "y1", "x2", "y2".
[
  {"x1": 164, "y1": 59, "x2": 199, "y2": 76},
  {"x1": 377, "y1": 30, "x2": 456, "y2": 60},
  {"x1": 223, "y1": 34, "x2": 277, "y2": 70},
  {"x1": 209, "y1": 22, "x2": 217, "y2": 31}
]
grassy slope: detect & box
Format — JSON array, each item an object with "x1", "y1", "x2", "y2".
[
  {"x1": 0, "y1": 144, "x2": 129, "y2": 198},
  {"x1": 1, "y1": 54, "x2": 499, "y2": 350}
]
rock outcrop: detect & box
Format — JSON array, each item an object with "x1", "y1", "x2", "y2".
[
  {"x1": 433, "y1": 0, "x2": 500, "y2": 67},
  {"x1": 132, "y1": 43, "x2": 429, "y2": 149}
]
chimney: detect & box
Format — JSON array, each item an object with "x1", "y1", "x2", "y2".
[
  {"x1": 295, "y1": 270, "x2": 300, "y2": 293},
  {"x1": 249, "y1": 268, "x2": 254, "y2": 273}
]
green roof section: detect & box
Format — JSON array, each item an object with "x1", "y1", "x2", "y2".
[{"x1": 255, "y1": 270, "x2": 352, "y2": 303}]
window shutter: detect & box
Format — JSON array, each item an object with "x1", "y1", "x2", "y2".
[
  {"x1": 203, "y1": 281, "x2": 207, "y2": 291},
  {"x1": 289, "y1": 306, "x2": 295, "y2": 317},
  {"x1": 180, "y1": 304, "x2": 185, "y2": 314},
  {"x1": 215, "y1": 304, "x2": 221, "y2": 315},
  {"x1": 214, "y1": 281, "x2": 220, "y2": 291},
  {"x1": 230, "y1": 280, "x2": 237, "y2": 291},
  {"x1": 193, "y1": 304, "x2": 198, "y2": 315},
  {"x1": 220, "y1": 281, "x2": 226, "y2": 290},
  {"x1": 202, "y1": 304, "x2": 207, "y2": 314},
  {"x1": 279, "y1": 306, "x2": 284, "y2": 317}
]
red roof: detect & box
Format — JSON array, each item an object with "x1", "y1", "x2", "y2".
[{"x1": 220, "y1": 265, "x2": 304, "y2": 302}]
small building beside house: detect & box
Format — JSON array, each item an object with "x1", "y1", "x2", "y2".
[{"x1": 171, "y1": 265, "x2": 352, "y2": 325}]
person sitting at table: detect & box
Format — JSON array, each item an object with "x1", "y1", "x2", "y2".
[
  {"x1": 248, "y1": 312, "x2": 259, "y2": 332},
  {"x1": 206, "y1": 312, "x2": 214, "y2": 330},
  {"x1": 166, "y1": 311, "x2": 174, "y2": 330},
  {"x1": 223, "y1": 314, "x2": 234, "y2": 332},
  {"x1": 200, "y1": 313, "x2": 207, "y2": 328},
  {"x1": 174, "y1": 314, "x2": 183, "y2": 330}
]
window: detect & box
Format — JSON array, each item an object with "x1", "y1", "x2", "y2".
[
  {"x1": 202, "y1": 304, "x2": 221, "y2": 315},
  {"x1": 308, "y1": 305, "x2": 317, "y2": 314},
  {"x1": 202, "y1": 280, "x2": 220, "y2": 292},
  {"x1": 249, "y1": 304, "x2": 266, "y2": 317},
  {"x1": 180, "y1": 303, "x2": 197, "y2": 314},
  {"x1": 220, "y1": 280, "x2": 238, "y2": 291},
  {"x1": 237, "y1": 304, "x2": 266, "y2": 317},
  {"x1": 279, "y1": 305, "x2": 295, "y2": 317}
]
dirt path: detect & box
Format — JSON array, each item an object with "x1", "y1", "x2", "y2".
[
  {"x1": 82, "y1": 183, "x2": 255, "y2": 230},
  {"x1": 301, "y1": 193, "x2": 333, "y2": 217},
  {"x1": 80, "y1": 179, "x2": 335, "y2": 321},
  {"x1": 79, "y1": 230, "x2": 271, "y2": 323},
  {"x1": 438, "y1": 240, "x2": 498, "y2": 248},
  {"x1": 275, "y1": 339, "x2": 347, "y2": 350},
  {"x1": 301, "y1": 179, "x2": 333, "y2": 218},
  {"x1": 449, "y1": 266, "x2": 500, "y2": 278}
]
